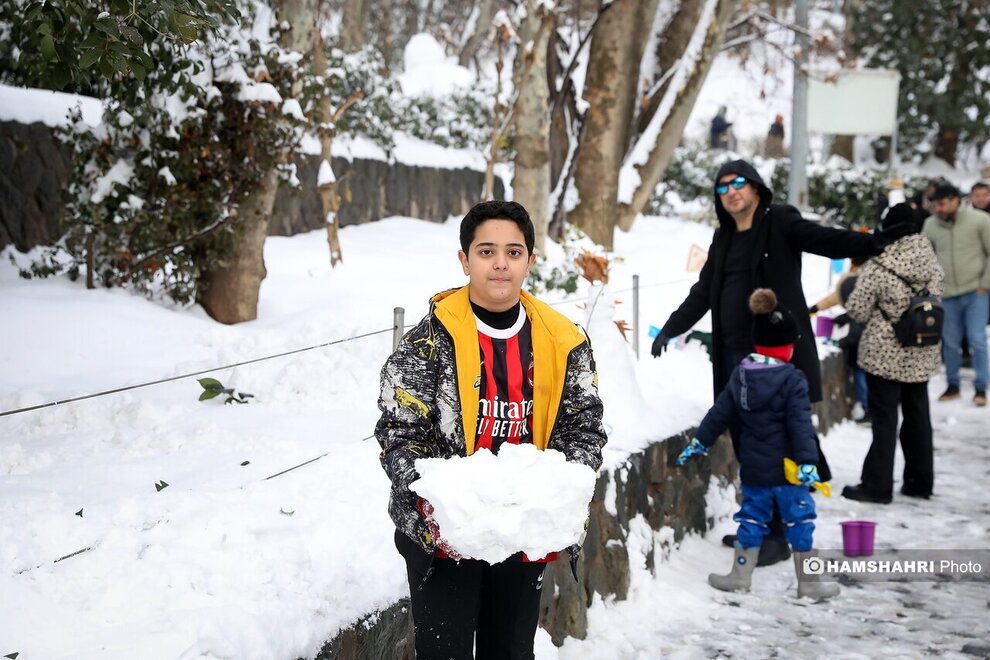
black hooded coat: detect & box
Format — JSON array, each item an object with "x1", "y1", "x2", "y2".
[{"x1": 661, "y1": 159, "x2": 882, "y2": 404}]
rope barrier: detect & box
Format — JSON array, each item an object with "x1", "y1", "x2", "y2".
[
  {"x1": 2, "y1": 275, "x2": 698, "y2": 420},
  {"x1": 0, "y1": 327, "x2": 394, "y2": 419},
  {"x1": 545, "y1": 275, "x2": 696, "y2": 307}
]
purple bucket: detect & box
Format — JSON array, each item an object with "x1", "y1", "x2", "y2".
[
  {"x1": 840, "y1": 520, "x2": 878, "y2": 557},
  {"x1": 815, "y1": 315, "x2": 834, "y2": 338}
]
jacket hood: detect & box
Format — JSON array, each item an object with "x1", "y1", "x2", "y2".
[
  {"x1": 713, "y1": 159, "x2": 774, "y2": 229},
  {"x1": 730, "y1": 358, "x2": 794, "y2": 411},
  {"x1": 871, "y1": 233, "x2": 941, "y2": 288}
]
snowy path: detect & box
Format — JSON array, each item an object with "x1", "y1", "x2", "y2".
[{"x1": 544, "y1": 370, "x2": 990, "y2": 660}]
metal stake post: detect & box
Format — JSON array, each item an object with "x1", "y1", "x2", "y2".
[
  {"x1": 788, "y1": 0, "x2": 810, "y2": 209},
  {"x1": 632, "y1": 274, "x2": 640, "y2": 358},
  {"x1": 392, "y1": 307, "x2": 405, "y2": 351}
]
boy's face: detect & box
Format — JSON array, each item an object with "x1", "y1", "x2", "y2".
[{"x1": 458, "y1": 219, "x2": 535, "y2": 312}]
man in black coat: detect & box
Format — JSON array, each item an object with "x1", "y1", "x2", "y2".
[{"x1": 653, "y1": 159, "x2": 884, "y2": 563}]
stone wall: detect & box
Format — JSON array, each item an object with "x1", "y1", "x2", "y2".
[
  {"x1": 0, "y1": 121, "x2": 69, "y2": 252},
  {"x1": 270, "y1": 155, "x2": 504, "y2": 235},
  {"x1": 0, "y1": 120, "x2": 502, "y2": 253},
  {"x1": 315, "y1": 352, "x2": 854, "y2": 658}
]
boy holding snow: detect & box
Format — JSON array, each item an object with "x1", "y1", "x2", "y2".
[
  {"x1": 375, "y1": 200, "x2": 607, "y2": 658},
  {"x1": 676, "y1": 288, "x2": 839, "y2": 600}
]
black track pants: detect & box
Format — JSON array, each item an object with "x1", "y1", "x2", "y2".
[{"x1": 401, "y1": 536, "x2": 546, "y2": 660}]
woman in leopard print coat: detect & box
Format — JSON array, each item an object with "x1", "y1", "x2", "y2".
[{"x1": 842, "y1": 203, "x2": 944, "y2": 503}]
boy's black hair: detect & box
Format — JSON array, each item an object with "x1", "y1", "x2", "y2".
[{"x1": 459, "y1": 200, "x2": 536, "y2": 255}]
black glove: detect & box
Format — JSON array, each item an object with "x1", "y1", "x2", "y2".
[
  {"x1": 833, "y1": 312, "x2": 850, "y2": 327},
  {"x1": 808, "y1": 304, "x2": 819, "y2": 314},
  {"x1": 651, "y1": 332, "x2": 672, "y2": 358}
]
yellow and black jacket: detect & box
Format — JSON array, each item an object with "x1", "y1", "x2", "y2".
[{"x1": 375, "y1": 286, "x2": 606, "y2": 555}]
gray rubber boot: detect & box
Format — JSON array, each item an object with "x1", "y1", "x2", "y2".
[
  {"x1": 793, "y1": 550, "x2": 840, "y2": 600},
  {"x1": 708, "y1": 545, "x2": 759, "y2": 592}
]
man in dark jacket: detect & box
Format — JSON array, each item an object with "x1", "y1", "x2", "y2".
[
  {"x1": 652, "y1": 159, "x2": 883, "y2": 563},
  {"x1": 710, "y1": 106, "x2": 733, "y2": 150}
]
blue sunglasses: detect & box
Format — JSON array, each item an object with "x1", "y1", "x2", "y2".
[{"x1": 715, "y1": 176, "x2": 748, "y2": 195}]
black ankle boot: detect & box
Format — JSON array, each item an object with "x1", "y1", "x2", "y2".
[
  {"x1": 841, "y1": 484, "x2": 892, "y2": 504},
  {"x1": 756, "y1": 536, "x2": 791, "y2": 567}
]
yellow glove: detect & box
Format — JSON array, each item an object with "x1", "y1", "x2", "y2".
[{"x1": 784, "y1": 457, "x2": 831, "y2": 497}]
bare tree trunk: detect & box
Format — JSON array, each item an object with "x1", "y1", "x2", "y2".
[
  {"x1": 316, "y1": 29, "x2": 343, "y2": 266},
  {"x1": 281, "y1": 0, "x2": 319, "y2": 52},
  {"x1": 459, "y1": 0, "x2": 496, "y2": 67},
  {"x1": 339, "y1": 0, "x2": 369, "y2": 51},
  {"x1": 324, "y1": 182, "x2": 343, "y2": 265},
  {"x1": 568, "y1": 0, "x2": 659, "y2": 249},
  {"x1": 313, "y1": 31, "x2": 364, "y2": 266},
  {"x1": 934, "y1": 36, "x2": 973, "y2": 169},
  {"x1": 831, "y1": 135, "x2": 854, "y2": 162},
  {"x1": 547, "y1": 2, "x2": 617, "y2": 243},
  {"x1": 547, "y1": 29, "x2": 575, "y2": 187},
  {"x1": 935, "y1": 128, "x2": 958, "y2": 167},
  {"x1": 85, "y1": 230, "x2": 95, "y2": 289},
  {"x1": 512, "y1": 1, "x2": 554, "y2": 251},
  {"x1": 636, "y1": 1, "x2": 701, "y2": 135},
  {"x1": 833, "y1": 0, "x2": 860, "y2": 166},
  {"x1": 616, "y1": 0, "x2": 736, "y2": 231},
  {"x1": 373, "y1": 0, "x2": 397, "y2": 67},
  {"x1": 196, "y1": 0, "x2": 319, "y2": 323},
  {"x1": 197, "y1": 170, "x2": 278, "y2": 324},
  {"x1": 483, "y1": 31, "x2": 506, "y2": 200}
]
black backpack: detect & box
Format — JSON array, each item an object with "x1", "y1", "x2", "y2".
[{"x1": 876, "y1": 264, "x2": 943, "y2": 347}]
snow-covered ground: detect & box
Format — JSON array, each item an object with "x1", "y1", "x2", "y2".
[
  {"x1": 554, "y1": 370, "x2": 990, "y2": 659},
  {"x1": 0, "y1": 213, "x2": 718, "y2": 659},
  {"x1": 2, "y1": 14, "x2": 988, "y2": 658},
  {"x1": 3, "y1": 208, "x2": 987, "y2": 658}
]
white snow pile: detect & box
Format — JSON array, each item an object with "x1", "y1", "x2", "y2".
[
  {"x1": 398, "y1": 33, "x2": 474, "y2": 97},
  {"x1": 0, "y1": 82, "x2": 104, "y2": 128},
  {"x1": 410, "y1": 443, "x2": 597, "y2": 564}
]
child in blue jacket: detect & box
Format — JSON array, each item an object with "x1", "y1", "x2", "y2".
[{"x1": 677, "y1": 288, "x2": 839, "y2": 600}]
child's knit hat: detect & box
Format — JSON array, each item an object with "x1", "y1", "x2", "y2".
[{"x1": 749, "y1": 288, "x2": 798, "y2": 347}]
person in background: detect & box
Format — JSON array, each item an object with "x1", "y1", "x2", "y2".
[
  {"x1": 764, "y1": 114, "x2": 786, "y2": 158},
  {"x1": 972, "y1": 182, "x2": 990, "y2": 325},
  {"x1": 910, "y1": 178, "x2": 948, "y2": 229},
  {"x1": 969, "y1": 182, "x2": 990, "y2": 213},
  {"x1": 844, "y1": 203, "x2": 943, "y2": 503},
  {"x1": 375, "y1": 200, "x2": 607, "y2": 658},
  {"x1": 809, "y1": 256, "x2": 870, "y2": 424},
  {"x1": 710, "y1": 105, "x2": 733, "y2": 150},
  {"x1": 923, "y1": 183, "x2": 990, "y2": 407},
  {"x1": 675, "y1": 288, "x2": 839, "y2": 600},
  {"x1": 652, "y1": 159, "x2": 885, "y2": 567}
]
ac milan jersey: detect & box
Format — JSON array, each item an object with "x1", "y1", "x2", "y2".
[{"x1": 474, "y1": 306, "x2": 534, "y2": 453}]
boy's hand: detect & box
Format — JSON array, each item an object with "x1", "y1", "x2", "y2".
[
  {"x1": 797, "y1": 464, "x2": 821, "y2": 486},
  {"x1": 422, "y1": 499, "x2": 463, "y2": 560},
  {"x1": 675, "y1": 438, "x2": 708, "y2": 466}
]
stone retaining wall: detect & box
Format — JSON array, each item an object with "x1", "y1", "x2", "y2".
[
  {"x1": 315, "y1": 352, "x2": 854, "y2": 658},
  {"x1": 0, "y1": 120, "x2": 69, "y2": 252},
  {"x1": 270, "y1": 155, "x2": 503, "y2": 236},
  {"x1": 0, "y1": 120, "x2": 501, "y2": 254}
]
